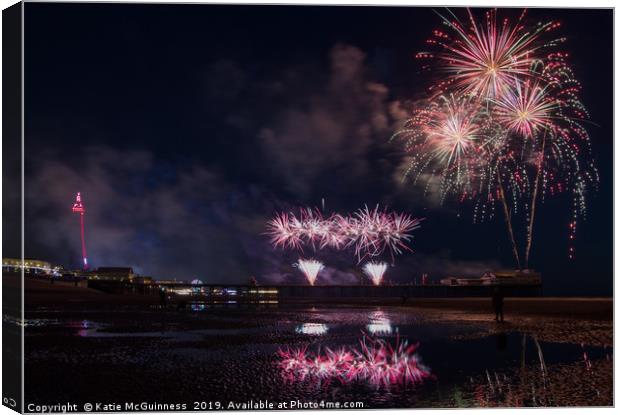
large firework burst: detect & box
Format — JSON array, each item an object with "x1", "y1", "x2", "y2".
[
  {"x1": 417, "y1": 8, "x2": 564, "y2": 99},
  {"x1": 398, "y1": 8, "x2": 598, "y2": 267},
  {"x1": 392, "y1": 94, "x2": 497, "y2": 201}
]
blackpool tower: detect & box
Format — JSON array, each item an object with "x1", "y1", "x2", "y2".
[{"x1": 71, "y1": 192, "x2": 89, "y2": 269}]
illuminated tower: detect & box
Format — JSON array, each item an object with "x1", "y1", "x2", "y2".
[{"x1": 71, "y1": 192, "x2": 89, "y2": 269}]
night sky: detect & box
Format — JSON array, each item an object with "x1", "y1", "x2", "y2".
[{"x1": 19, "y1": 3, "x2": 612, "y2": 295}]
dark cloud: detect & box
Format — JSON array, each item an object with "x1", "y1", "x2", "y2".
[
  {"x1": 257, "y1": 44, "x2": 406, "y2": 199},
  {"x1": 25, "y1": 146, "x2": 274, "y2": 281}
]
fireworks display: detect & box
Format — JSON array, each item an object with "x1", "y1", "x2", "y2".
[
  {"x1": 294, "y1": 259, "x2": 324, "y2": 286},
  {"x1": 363, "y1": 261, "x2": 388, "y2": 286},
  {"x1": 417, "y1": 9, "x2": 563, "y2": 98},
  {"x1": 267, "y1": 206, "x2": 422, "y2": 262},
  {"x1": 395, "y1": 8, "x2": 598, "y2": 267},
  {"x1": 277, "y1": 334, "x2": 430, "y2": 387}
]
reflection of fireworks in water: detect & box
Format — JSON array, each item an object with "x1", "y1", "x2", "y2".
[
  {"x1": 295, "y1": 323, "x2": 328, "y2": 335},
  {"x1": 362, "y1": 262, "x2": 388, "y2": 286},
  {"x1": 277, "y1": 334, "x2": 430, "y2": 387},
  {"x1": 293, "y1": 259, "x2": 324, "y2": 286},
  {"x1": 366, "y1": 311, "x2": 393, "y2": 335},
  {"x1": 267, "y1": 206, "x2": 422, "y2": 262}
]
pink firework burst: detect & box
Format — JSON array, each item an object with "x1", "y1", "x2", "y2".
[
  {"x1": 266, "y1": 212, "x2": 304, "y2": 251},
  {"x1": 266, "y1": 206, "x2": 422, "y2": 262},
  {"x1": 493, "y1": 80, "x2": 557, "y2": 139},
  {"x1": 418, "y1": 8, "x2": 564, "y2": 99},
  {"x1": 392, "y1": 94, "x2": 495, "y2": 201}
]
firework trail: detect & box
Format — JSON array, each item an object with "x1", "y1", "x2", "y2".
[
  {"x1": 277, "y1": 334, "x2": 431, "y2": 387},
  {"x1": 362, "y1": 261, "x2": 388, "y2": 286},
  {"x1": 267, "y1": 206, "x2": 422, "y2": 262},
  {"x1": 496, "y1": 63, "x2": 597, "y2": 265},
  {"x1": 395, "y1": 8, "x2": 598, "y2": 267},
  {"x1": 491, "y1": 60, "x2": 597, "y2": 265},
  {"x1": 294, "y1": 259, "x2": 324, "y2": 286}
]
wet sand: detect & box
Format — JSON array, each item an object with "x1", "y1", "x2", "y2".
[
  {"x1": 20, "y1": 278, "x2": 613, "y2": 408},
  {"x1": 22, "y1": 277, "x2": 613, "y2": 347}
]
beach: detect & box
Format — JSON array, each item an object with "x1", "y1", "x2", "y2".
[{"x1": 18, "y1": 278, "x2": 613, "y2": 408}]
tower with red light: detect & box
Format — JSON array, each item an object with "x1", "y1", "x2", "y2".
[{"x1": 72, "y1": 192, "x2": 89, "y2": 269}]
